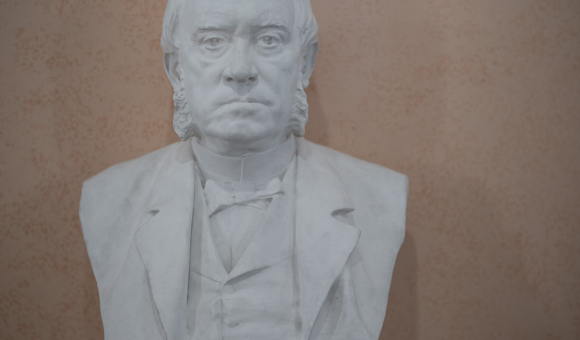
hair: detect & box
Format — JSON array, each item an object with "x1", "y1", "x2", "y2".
[{"x1": 160, "y1": 0, "x2": 319, "y2": 141}]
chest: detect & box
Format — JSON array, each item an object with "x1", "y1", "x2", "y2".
[{"x1": 187, "y1": 169, "x2": 299, "y2": 340}]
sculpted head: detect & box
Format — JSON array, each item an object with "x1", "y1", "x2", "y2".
[{"x1": 161, "y1": 0, "x2": 319, "y2": 155}]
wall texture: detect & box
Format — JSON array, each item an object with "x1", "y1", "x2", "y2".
[{"x1": 1, "y1": 0, "x2": 579, "y2": 339}]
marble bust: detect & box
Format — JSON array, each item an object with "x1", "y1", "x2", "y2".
[{"x1": 79, "y1": 0, "x2": 408, "y2": 339}]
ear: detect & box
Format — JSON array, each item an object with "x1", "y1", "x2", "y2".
[
  {"x1": 164, "y1": 52, "x2": 181, "y2": 90},
  {"x1": 301, "y1": 41, "x2": 319, "y2": 89}
]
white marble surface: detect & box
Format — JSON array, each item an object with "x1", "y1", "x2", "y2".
[{"x1": 80, "y1": 0, "x2": 408, "y2": 339}]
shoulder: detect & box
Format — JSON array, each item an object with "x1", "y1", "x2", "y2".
[
  {"x1": 80, "y1": 142, "x2": 181, "y2": 232},
  {"x1": 303, "y1": 139, "x2": 408, "y2": 241},
  {"x1": 82, "y1": 142, "x2": 181, "y2": 199},
  {"x1": 305, "y1": 140, "x2": 408, "y2": 207}
]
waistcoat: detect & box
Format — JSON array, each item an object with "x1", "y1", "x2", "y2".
[{"x1": 187, "y1": 161, "x2": 300, "y2": 340}]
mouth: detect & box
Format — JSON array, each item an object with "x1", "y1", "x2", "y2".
[{"x1": 221, "y1": 98, "x2": 266, "y2": 107}]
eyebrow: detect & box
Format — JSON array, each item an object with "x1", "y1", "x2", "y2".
[
  {"x1": 195, "y1": 25, "x2": 234, "y2": 32},
  {"x1": 256, "y1": 23, "x2": 290, "y2": 35},
  {"x1": 195, "y1": 23, "x2": 290, "y2": 35}
]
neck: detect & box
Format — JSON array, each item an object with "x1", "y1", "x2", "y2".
[
  {"x1": 191, "y1": 134, "x2": 296, "y2": 183},
  {"x1": 198, "y1": 132, "x2": 289, "y2": 158}
]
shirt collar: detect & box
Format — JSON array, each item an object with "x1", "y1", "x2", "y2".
[{"x1": 191, "y1": 135, "x2": 296, "y2": 183}]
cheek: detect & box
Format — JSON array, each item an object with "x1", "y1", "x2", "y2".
[
  {"x1": 261, "y1": 58, "x2": 300, "y2": 94},
  {"x1": 182, "y1": 49, "x2": 225, "y2": 82},
  {"x1": 181, "y1": 63, "x2": 225, "y2": 108},
  {"x1": 257, "y1": 40, "x2": 301, "y2": 74}
]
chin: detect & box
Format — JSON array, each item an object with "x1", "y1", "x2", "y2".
[
  {"x1": 206, "y1": 106, "x2": 277, "y2": 140},
  {"x1": 208, "y1": 120, "x2": 277, "y2": 145}
]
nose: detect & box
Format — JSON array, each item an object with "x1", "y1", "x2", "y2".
[{"x1": 223, "y1": 41, "x2": 258, "y2": 95}]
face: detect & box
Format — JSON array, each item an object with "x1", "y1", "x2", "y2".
[{"x1": 176, "y1": 0, "x2": 303, "y2": 147}]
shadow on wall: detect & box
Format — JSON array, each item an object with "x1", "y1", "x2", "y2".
[
  {"x1": 381, "y1": 232, "x2": 419, "y2": 340},
  {"x1": 304, "y1": 77, "x2": 328, "y2": 145},
  {"x1": 81, "y1": 262, "x2": 104, "y2": 339},
  {"x1": 167, "y1": 95, "x2": 177, "y2": 143}
]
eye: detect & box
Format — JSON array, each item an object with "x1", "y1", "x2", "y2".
[
  {"x1": 262, "y1": 36, "x2": 275, "y2": 46},
  {"x1": 257, "y1": 36, "x2": 280, "y2": 49},
  {"x1": 202, "y1": 36, "x2": 226, "y2": 49}
]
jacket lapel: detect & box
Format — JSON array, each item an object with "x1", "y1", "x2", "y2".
[
  {"x1": 134, "y1": 142, "x2": 195, "y2": 340},
  {"x1": 294, "y1": 138, "x2": 361, "y2": 340}
]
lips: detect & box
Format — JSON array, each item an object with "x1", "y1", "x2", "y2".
[
  {"x1": 222, "y1": 98, "x2": 262, "y2": 105},
  {"x1": 219, "y1": 97, "x2": 272, "y2": 109}
]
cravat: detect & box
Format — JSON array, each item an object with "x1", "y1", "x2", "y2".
[{"x1": 204, "y1": 177, "x2": 284, "y2": 216}]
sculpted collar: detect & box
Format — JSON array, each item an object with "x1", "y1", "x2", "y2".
[{"x1": 191, "y1": 135, "x2": 296, "y2": 183}]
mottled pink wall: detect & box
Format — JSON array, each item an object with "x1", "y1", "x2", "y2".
[{"x1": 1, "y1": 0, "x2": 579, "y2": 339}]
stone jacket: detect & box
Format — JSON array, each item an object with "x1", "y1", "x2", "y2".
[{"x1": 79, "y1": 138, "x2": 408, "y2": 340}]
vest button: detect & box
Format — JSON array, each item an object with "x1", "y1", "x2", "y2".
[{"x1": 226, "y1": 321, "x2": 240, "y2": 328}]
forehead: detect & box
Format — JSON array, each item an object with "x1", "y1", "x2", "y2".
[{"x1": 184, "y1": 0, "x2": 295, "y2": 30}]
